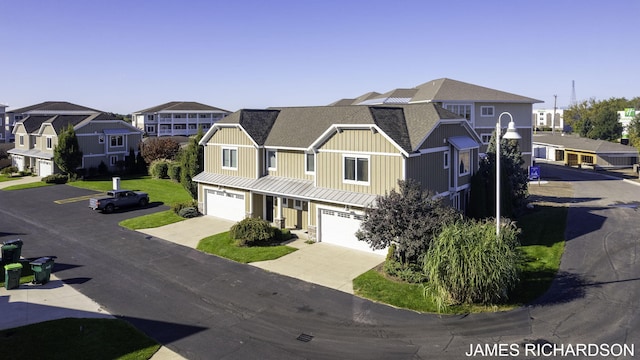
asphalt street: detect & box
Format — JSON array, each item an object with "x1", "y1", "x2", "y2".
[{"x1": 0, "y1": 164, "x2": 638, "y2": 359}]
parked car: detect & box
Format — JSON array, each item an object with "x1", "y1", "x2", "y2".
[{"x1": 89, "y1": 190, "x2": 149, "y2": 213}]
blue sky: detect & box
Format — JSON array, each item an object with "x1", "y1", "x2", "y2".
[{"x1": 2, "y1": 0, "x2": 638, "y2": 114}]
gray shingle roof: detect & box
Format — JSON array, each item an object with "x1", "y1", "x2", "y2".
[
  {"x1": 134, "y1": 101, "x2": 229, "y2": 113},
  {"x1": 205, "y1": 103, "x2": 467, "y2": 154},
  {"x1": 8, "y1": 101, "x2": 101, "y2": 114},
  {"x1": 330, "y1": 78, "x2": 542, "y2": 105}
]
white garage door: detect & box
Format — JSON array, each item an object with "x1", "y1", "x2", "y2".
[
  {"x1": 319, "y1": 208, "x2": 386, "y2": 255},
  {"x1": 206, "y1": 189, "x2": 245, "y2": 221},
  {"x1": 39, "y1": 160, "x2": 53, "y2": 177}
]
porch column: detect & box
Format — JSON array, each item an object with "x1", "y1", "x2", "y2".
[{"x1": 274, "y1": 196, "x2": 285, "y2": 229}]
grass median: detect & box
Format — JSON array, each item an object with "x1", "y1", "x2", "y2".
[{"x1": 197, "y1": 231, "x2": 297, "y2": 263}]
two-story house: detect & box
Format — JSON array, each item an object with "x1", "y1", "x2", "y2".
[
  {"x1": 194, "y1": 103, "x2": 481, "y2": 254},
  {"x1": 131, "y1": 101, "x2": 230, "y2": 137},
  {"x1": 0, "y1": 103, "x2": 7, "y2": 143},
  {"x1": 8, "y1": 102, "x2": 143, "y2": 176},
  {"x1": 331, "y1": 78, "x2": 542, "y2": 166}
]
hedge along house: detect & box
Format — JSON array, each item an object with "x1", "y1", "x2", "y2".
[
  {"x1": 193, "y1": 103, "x2": 481, "y2": 254},
  {"x1": 9, "y1": 108, "x2": 144, "y2": 176}
]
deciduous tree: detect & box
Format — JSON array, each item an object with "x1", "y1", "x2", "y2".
[
  {"x1": 356, "y1": 179, "x2": 460, "y2": 265},
  {"x1": 140, "y1": 137, "x2": 180, "y2": 164}
]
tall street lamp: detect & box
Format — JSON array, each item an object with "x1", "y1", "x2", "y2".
[{"x1": 496, "y1": 112, "x2": 521, "y2": 237}]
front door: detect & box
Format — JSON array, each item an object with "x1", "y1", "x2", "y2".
[{"x1": 265, "y1": 196, "x2": 274, "y2": 222}]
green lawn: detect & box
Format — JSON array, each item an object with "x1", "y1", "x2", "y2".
[
  {"x1": 0, "y1": 318, "x2": 160, "y2": 360},
  {"x1": 197, "y1": 231, "x2": 298, "y2": 263},
  {"x1": 353, "y1": 204, "x2": 567, "y2": 314},
  {"x1": 1, "y1": 181, "x2": 53, "y2": 190},
  {"x1": 68, "y1": 176, "x2": 194, "y2": 229}
]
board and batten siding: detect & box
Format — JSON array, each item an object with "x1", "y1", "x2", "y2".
[
  {"x1": 315, "y1": 129, "x2": 403, "y2": 194},
  {"x1": 406, "y1": 152, "x2": 449, "y2": 194},
  {"x1": 419, "y1": 123, "x2": 474, "y2": 150},
  {"x1": 321, "y1": 129, "x2": 399, "y2": 154},
  {"x1": 267, "y1": 150, "x2": 313, "y2": 180},
  {"x1": 204, "y1": 127, "x2": 257, "y2": 178},
  {"x1": 77, "y1": 135, "x2": 105, "y2": 155}
]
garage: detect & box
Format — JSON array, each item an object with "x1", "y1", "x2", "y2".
[
  {"x1": 319, "y1": 208, "x2": 386, "y2": 255},
  {"x1": 205, "y1": 189, "x2": 245, "y2": 221},
  {"x1": 38, "y1": 160, "x2": 53, "y2": 177}
]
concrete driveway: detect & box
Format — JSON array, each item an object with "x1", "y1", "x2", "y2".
[
  {"x1": 251, "y1": 241, "x2": 384, "y2": 294},
  {"x1": 138, "y1": 215, "x2": 384, "y2": 294}
]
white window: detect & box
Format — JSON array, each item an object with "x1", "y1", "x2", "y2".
[
  {"x1": 267, "y1": 150, "x2": 277, "y2": 170},
  {"x1": 146, "y1": 126, "x2": 155, "y2": 134},
  {"x1": 459, "y1": 150, "x2": 470, "y2": 176},
  {"x1": 282, "y1": 198, "x2": 288, "y2": 207},
  {"x1": 110, "y1": 155, "x2": 118, "y2": 166},
  {"x1": 46, "y1": 137, "x2": 53, "y2": 149},
  {"x1": 444, "y1": 104, "x2": 472, "y2": 121},
  {"x1": 147, "y1": 115, "x2": 155, "y2": 121},
  {"x1": 481, "y1": 133, "x2": 492, "y2": 145},
  {"x1": 222, "y1": 147, "x2": 238, "y2": 169},
  {"x1": 294, "y1": 199, "x2": 303, "y2": 210},
  {"x1": 480, "y1": 106, "x2": 494, "y2": 117},
  {"x1": 110, "y1": 135, "x2": 124, "y2": 147},
  {"x1": 443, "y1": 151, "x2": 449, "y2": 169},
  {"x1": 305, "y1": 153, "x2": 315, "y2": 173},
  {"x1": 98, "y1": 135, "x2": 105, "y2": 144},
  {"x1": 19, "y1": 135, "x2": 24, "y2": 146},
  {"x1": 343, "y1": 155, "x2": 369, "y2": 184}
]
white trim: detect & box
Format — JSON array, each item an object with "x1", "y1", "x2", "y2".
[
  {"x1": 282, "y1": 197, "x2": 288, "y2": 207},
  {"x1": 458, "y1": 149, "x2": 471, "y2": 176},
  {"x1": 444, "y1": 150, "x2": 450, "y2": 169},
  {"x1": 342, "y1": 153, "x2": 370, "y2": 186},
  {"x1": 208, "y1": 142, "x2": 254, "y2": 149},
  {"x1": 266, "y1": 149, "x2": 277, "y2": 171},
  {"x1": 318, "y1": 148, "x2": 401, "y2": 157},
  {"x1": 221, "y1": 146, "x2": 238, "y2": 170},
  {"x1": 480, "y1": 106, "x2": 495, "y2": 117},
  {"x1": 264, "y1": 145, "x2": 307, "y2": 151},
  {"x1": 305, "y1": 152, "x2": 315, "y2": 174},
  {"x1": 308, "y1": 124, "x2": 409, "y2": 157},
  {"x1": 480, "y1": 133, "x2": 492, "y2": 145},
  {"x1": 45, "y1": 136, "x2": 53, "y2": 150},
  {"x1": 293, "y1": 199, "x2": 303, "y2": 210}
]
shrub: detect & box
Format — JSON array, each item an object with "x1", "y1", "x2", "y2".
[
  {"x1": 230, "y1": 218, "x2": 276, "y2": 247},
  {"x1": 171, "y1": 199, "x2": 198, "y2": 214},
  {"x1": 423, "y1": 219, "x2": 521, "y2": 310},
  {"x1": 1, "y1": 166, "x2": 18, "y2": 176},
  {"x1": 42, "y1": 174, "x2": 68, "y2": 184},
  {"x1": 98, "y1": 161, "x2": 108, "y2": 176},
  {"x1": 274, "y1": 228, "x2": 292, "y2": 242},
  {"x1": 168, "y1": 163, "x2": 181, "y2": 182},
  {"x1": 148, "y1": 160, "x2": 170, "y2": 179},
  {"x1": 178, "y1": 207, "x2": 200, "y2": 218},
  {"x1": 383, "y1": 258, "x2": 428, "y2": 284}
]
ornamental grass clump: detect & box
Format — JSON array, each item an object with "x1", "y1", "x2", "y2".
[{"x1": 423, "y1": 218, "x2": 521, "y2": 311}]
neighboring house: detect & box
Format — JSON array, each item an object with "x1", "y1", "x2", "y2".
[
  {"x1": 131, "y1": 101, "x2": 230, "y2": 137},
  {"x1": 8, "y1": 102, "x2": 143, "y2": 176},
  {"x1": 533, "y1": 108, "x2": 564, "y2": 131},
  {"x1": 4, "y1": 101, "x2": 101, "y2": 144},
  {"x1": 0, "y1": 103, "x2": 7, "y2": 142},
  {"x1": 618, "y1": 108, "x2": 640, "y2": 136},
  {"x1": 533, "y1": 133, "x2": 638, "y2": 169},
  {"x1": 193, "y1": 103, "x2": 481, "y2": 254},
  {"x1": 331, "y1": 78, "x2": 542, "y2": 166}
]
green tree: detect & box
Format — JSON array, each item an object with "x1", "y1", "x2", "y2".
[
  {"x1": 564, "y1": 97, "x2": 626, "y2": 141},
  {"x1": 178, "y1": 128, "x2": 205, "y2": 199},
  {"x1": 468, "y1": 131, "x2": 528, "y2": 219},
  {"x1": 356, "y1": 179, "x2": 460, "y2": 265},
  {"x1": 423, "y1": 218, "x2": 520, "y2": 311},
  {"x1": 628, "y1": 113, "x2": 640, "y2": 150},
  {"x1": 53, "y1": 124, "x2": 83, "y2": 181}
]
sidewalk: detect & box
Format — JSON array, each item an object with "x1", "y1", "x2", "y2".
[{"x1": 0, "y1": 175, "x2": 42, "y2": 189}]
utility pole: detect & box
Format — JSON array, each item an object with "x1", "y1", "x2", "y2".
[{"x1": 552, "y1": 94, "x2": 557, "y2": 134}]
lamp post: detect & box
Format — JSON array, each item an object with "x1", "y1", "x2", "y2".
[{"x1": 496, "y1": 112, "x2": 521, "y2": 237}]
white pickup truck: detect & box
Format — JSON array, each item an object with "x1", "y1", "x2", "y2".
[{"x1": 89, "y1": 190, "x2": 149, "y2": 213}]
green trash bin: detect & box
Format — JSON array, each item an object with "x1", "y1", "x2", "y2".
[
  {"x1": 4, "y1": 263, "x2": 23, "y2": 290},
  {"x1": 30, "y1": 257, "x2": 54, "y2": 285},
  {"x1": 4, "y1": 240, "x2": 23, "y2": 260}
]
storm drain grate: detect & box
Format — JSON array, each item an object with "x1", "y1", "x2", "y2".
[{"x1": 297, "y1": 333, "x2": 314, "y2": 342}]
